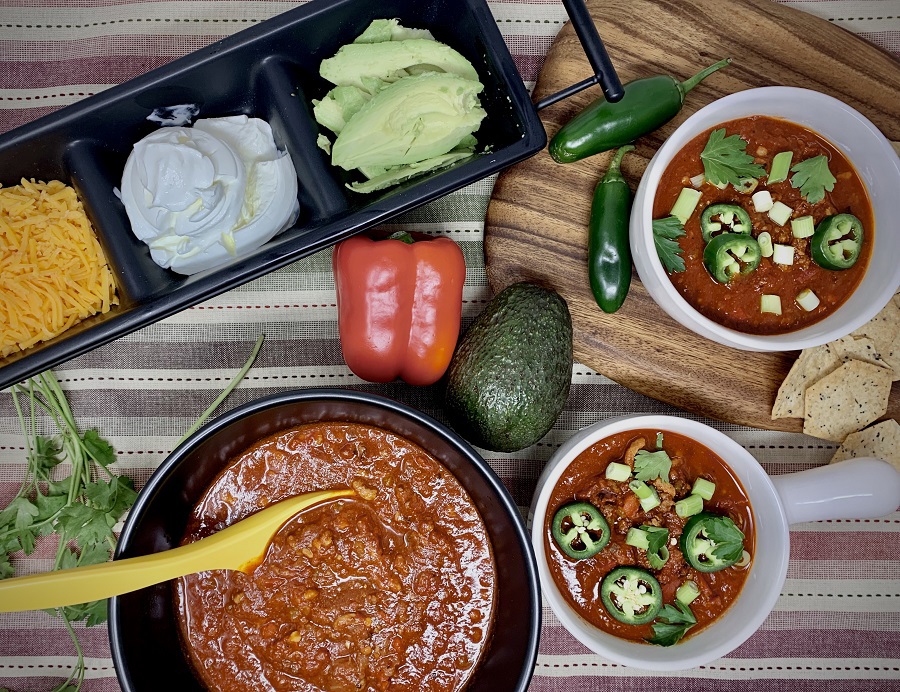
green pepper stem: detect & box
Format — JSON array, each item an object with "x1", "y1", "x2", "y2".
[
  {"x1": 387, "y1": 231, "x2": 416, "y2": 244},
  {"x1": 680, "y1": 58, "x2": 731, "y2": 95},
  {"x1": 601, "y1": 144, "x2": 635, "y2": 184}
]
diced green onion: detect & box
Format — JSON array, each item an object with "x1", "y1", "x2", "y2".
[
  {"x1": 676, "y1": 580, "x2": 701, "y2": 605},
  {"x1": 629, "y1": 479, "x2": 653, "y2": 500},
  {"x1": 639, "y1": 490, "x2": 661, "y2": 513},
  {"x1": 751, "y1": 190, "x2": 774, "y2": 212},
  {"x1": 768, "y1": 201, "x2": 793, "y2": 226},
  {"x1": 734, "y1": 177, "x2": 758, "y2": 194},
  {"x1": 691, "y1": 478, "x2": 716, "y2": 501},
  {"x1": 768, "y1": 151, "x2": 793, "y2": 184},
  {"x1": 656, "y1": 432, "x2": 664, "y2": 448},
  {"x1": 689, "y1": 173, "x2": 705, "y2": 188},
  {"x1": 791, "y1": 215, "x2": 815, "y2": 238},
  {"x1": 626, "y1": 527, "x2": 650, "y2": 550},
  {"x1": 675, "y1": 493, "x2": 704, "y2": 517},
  {"x1": 647, "y1": 545, "x2": 670, "y2": 570},
  {"x1": 605, "y1": 461, "x2": 631, "y2": 482},
  {"x1": 796, "y1": 288, "x2": 821, "y2": 312},
  {"x1": 772, "y1": 243, "x2": 795, "y2": 266},
  {"x1": 670, "y1": 187, "x2": 703, "y2": 225},
  {"x1": 757, "y1": 231, "x2": 774, "y2": 258},
  {"x1": 761, "y1": 294, "x2": 782, "y2": 315}
]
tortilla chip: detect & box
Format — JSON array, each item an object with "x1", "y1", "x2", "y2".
[
  {"x1": 852, "y1": 295, "x2": 900, "y2": 376},
  {"x1": 830, "y1": 419, "x2": 900, "y2": 472},
  {"x1": 771, "y1": 342, "x2": 843, "y2": 419},
  {"x1": 803, "y1": 360, "x2": 892, "y2": 442},
  {"x1": 832, "y1": 334, "x2": 894, "y2": 374}
]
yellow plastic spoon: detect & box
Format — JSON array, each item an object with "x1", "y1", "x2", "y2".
[{"x1": 0, "y1": 488, "x2": 354, "y2": 613}]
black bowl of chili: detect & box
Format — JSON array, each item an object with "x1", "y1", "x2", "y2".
[{"x1": 109, "y1": 388, "x2": 540, "y2": 692}]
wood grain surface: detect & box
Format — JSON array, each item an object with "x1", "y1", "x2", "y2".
[{"x1": 484, "y1": 0, "x2": 900, "y2": 433}]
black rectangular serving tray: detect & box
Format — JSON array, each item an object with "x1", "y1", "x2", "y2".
[{"x1": 0, "y1": 0, "x2": 546, "y2": 390}]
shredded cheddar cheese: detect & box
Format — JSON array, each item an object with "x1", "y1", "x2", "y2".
[{"x1": 0, "y1": 179, "x2": 118, "y2": 358}]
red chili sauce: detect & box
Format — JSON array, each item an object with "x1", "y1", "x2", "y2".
[
  {"x1": 175, "y1": 422, "x2": 496, "y2": 692},
  {"x1": 545, "y1": 429, "x2": 754, "y2": 643},
  {"x1": 653, "y1": 116, "x2": 873, "y2": 335}
]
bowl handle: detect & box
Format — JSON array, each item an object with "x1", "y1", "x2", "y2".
[{"x1": 771, "y1": 458, "x2": 900, "y2": 525}]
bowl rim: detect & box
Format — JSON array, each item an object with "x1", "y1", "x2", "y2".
[
  {"x1": 529, "y1": 414, "x2": 790, "y2": 671},
  {"x1": 108, "y1": 387, "x2": 541, "y2": 692},
  {"x1": 630, "y1": 85, "x2": 900, "y2": 352}
]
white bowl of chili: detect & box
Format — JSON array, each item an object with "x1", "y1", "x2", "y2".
[
  {"x1": 529, "y1": 414, "x2": 900, "y2": 671},
  {"x1": 630, "y1": 87, "x2": 900, "y2": 351}
]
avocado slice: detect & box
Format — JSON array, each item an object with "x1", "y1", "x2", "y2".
[
  {"x1": 445, "y1": 282, "x2": 573, "y2": 453},
  {"x1": 331, "y1": 72, "x2": 485, "y2": 171},
  {"x1": 320, "y1": 39, "x2": 480, "y2": 90}
]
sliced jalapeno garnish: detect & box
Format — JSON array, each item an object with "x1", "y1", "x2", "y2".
[
  {"x1": 810, "y1": 213, "x2": 863, "y2": 270},
  {"x1": 600, "y1": 566, "x2": 663, "y2": 625},
  {"x1": 700, "y1": 203, "x2": 753, "y2": 242},
  {"x1": 679, "y1": 512, "x2": 746, "y2": 573},
  {"x1": 703, "y1": 232, "x2": 762, "y2": 283},
  {"x1": 551, "y1": 501, "x2": 610, "y2": 560}
]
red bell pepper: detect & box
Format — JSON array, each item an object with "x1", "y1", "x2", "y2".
[{"x1": 332, "y1": 231, "x2": 466, "y2": 386}]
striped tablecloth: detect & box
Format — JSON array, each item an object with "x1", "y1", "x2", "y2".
[{"x1": 0, "y1": 1, "x2": 898, "y2": 690}]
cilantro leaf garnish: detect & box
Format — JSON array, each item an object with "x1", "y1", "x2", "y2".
[
  {"x1": 646, "y1": 601, "x2": 697, "y2": 647},
  {"x1": 704, "y1": 515, "x2": 746, "y2": 563},
  {"x1": 699, "y1": 128, "x2": 766, "y2": 187},
  {"x1": 790, "y1": 155, "x2": 836, "y2": 204},
  {"x1": 640, "y1": 525, "x2": 670, "y2": 555},
  {"x1": 652, "y1": 216, "x2": 687, "y2": 273},
  {"x1": 633, "y1": 449, "x2": 672, "y2": 483}
]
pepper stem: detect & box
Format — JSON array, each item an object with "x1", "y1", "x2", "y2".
[
  {"x1": 601, "y1": 144, "x2": 635, "y2": 184},
  {"x1": 680, "y1": 58, "x2": 731, "y2": 94},
  {"x1": 387, "y1": 231, "x2": 416, "y2": 244}
]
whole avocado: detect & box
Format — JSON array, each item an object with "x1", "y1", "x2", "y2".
[{"x1": 445, "y1": 281, "x2": 573, "y2": 452}]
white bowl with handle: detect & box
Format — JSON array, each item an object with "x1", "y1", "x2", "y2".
[{"x1": 529, "y1": 414, "x2": 900, "y2": 671}]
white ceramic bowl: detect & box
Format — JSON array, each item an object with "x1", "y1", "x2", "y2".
[
  {"x1": 630, "y1": 87, "x2": 900, "y2": 352},
  {"x1": 529, "y1": 415, "x2": 900, "y2": 671}
]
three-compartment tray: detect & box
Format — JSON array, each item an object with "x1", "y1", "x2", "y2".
[{"x1": 0, "y1": 0, "x2": 547, "y2": 391}]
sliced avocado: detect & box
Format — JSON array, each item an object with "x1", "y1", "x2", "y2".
[
  {"x1": 347, "y1": 147, "x2": 475, "y2": 194},
  {"x1": 320, "y1": 39, "x2": 480, "y2": 89},
  {"x1": 445, "y1": 282, "x2": 573, "y2": 453},
  {"x1": 331, "y1": 72, "x2": 485, "y2": 171},
  {"x1": 312, "y1": 85, "x2": 372, "y2": 135},
  {"x1": 353, "y1": 18, "x2": 435, "y2": 44}
]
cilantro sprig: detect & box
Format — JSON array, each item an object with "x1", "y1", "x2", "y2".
[
  {"x1": 646, "y1": 601, "x2": 697, "y2": 646},
  {"x1": 652, "y1": 216, "x2": 687, "y2": 273},
  {"x1": 0, "y1": 334, "x2": 265, "y2": 691},
  {"x1": 703, "y1": 515, "x2": 746, "y2": 563},
  {"x1": 790, "y1": 155, "x2": 836, "y2": 204},
  {"x1": 700, "y1": 128, "x2": 766, "y2": 187},
  {"x1": 1, "y1": 372, "x2": 137, "y2": 691},
  {"x1": 633, "y1": 448, "x2": 672, "y2": 483}
]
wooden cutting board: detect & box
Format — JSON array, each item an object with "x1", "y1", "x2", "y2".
[{"x1": 485, "y1": 0, "x2": 900, "y2": 433}]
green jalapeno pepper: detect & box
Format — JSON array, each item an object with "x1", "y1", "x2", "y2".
[
  {"x1": 551, "y1": 501, "x2": 610, "y2": 560},
  {"x1": 700, "y1": 203, "x2": 753, "y2": 242},
  {"x1": 680, "y1": 512, "x2": 746, "y2": 573},
  {"x1": 703, "y1": 232, "x2": 762, "y2": 284},
  {"x1": 549, "y1": 58, "x2": 731, "y2": 164},
  {"x1": 588, "y1": 145, "x2": 634, "y2": 313},
  {"x1": 810, "y1": 213, "x2": 863, "y2": 270},
  {"x1": 600, "y1": 566, "x2": 663, "y2": 625}
]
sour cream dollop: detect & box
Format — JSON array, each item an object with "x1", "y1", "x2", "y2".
[{"x1": 120, "y1": 115, "x2": 299, "y2": 275}]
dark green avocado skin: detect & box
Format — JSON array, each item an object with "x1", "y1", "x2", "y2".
[{"x1": 445, "y1": 281, "x2": 573, "y2": 453}]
